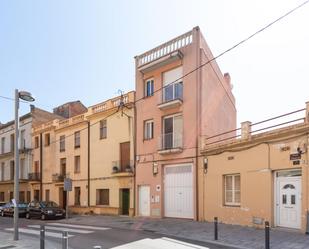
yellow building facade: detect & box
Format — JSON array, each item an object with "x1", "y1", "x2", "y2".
[
  {"x1": 32, "y1": 92, "x2": 135, "y2": 216},
  {"x1": 199, "y1": 102, "x2": 309, "y2": 233}
]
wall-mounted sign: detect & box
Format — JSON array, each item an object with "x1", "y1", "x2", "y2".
[
  {"x1": 290, "y1": 153, "x2": 301, "y2": 161},
  {"x1": 64, "y1": 178, "x2": 72, "y2": 191}
]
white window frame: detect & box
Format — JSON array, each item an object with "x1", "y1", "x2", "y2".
[
  {"x1": 144, "y1": 78, "x2": 154, "y2": 97},
  {"x1": 224, "y1": 174, "x2": 240, "y2": 206},
  {"x1": 162, "y1": 113, "x2": 183, "y2": 149},
  {"x1": 144, "y1": 120, "x2": 154, "y2": 140}
]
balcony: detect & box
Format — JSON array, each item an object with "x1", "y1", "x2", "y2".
[
  {"x1": 52, "y1": 173, "x2": 65, "y2": 182},
  {"x1": 158, "y1": 132, "x2": 183, "y2": 154},
  {"x1": 112, "y1": 160, "x2": 134, "y2": 176},
  {"x1": 158, "y1": 82, "x2": 183, "y2": 110},
  {"x1": 136, "y1": 30, "x2": 193, "y2": 73},
  {"x1": 28, "y1": 172, "x2": 41, "y2": 182}
]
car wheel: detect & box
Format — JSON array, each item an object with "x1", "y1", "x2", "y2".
[
  {"x1": 25, "y1": 213, "x2": 30, "y2": 219},
  {"x1": 41, "y1": 214, "x2": 46, "y2": 220}
]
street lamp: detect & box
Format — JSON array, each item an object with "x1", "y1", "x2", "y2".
[{"x1": 14, "y1": 89, "x2": 35, "y2": 241}]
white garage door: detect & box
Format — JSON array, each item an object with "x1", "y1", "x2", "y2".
[{"x1": 164, "y1": 164, "x2": 193, "y2": 219}]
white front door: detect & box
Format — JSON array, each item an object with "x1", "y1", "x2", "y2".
[
  {"x1": 276, "y1": 176, "x2": 301, "y2": 229},
  {"x1": 138, "y1": 185, "x2": 150, "y2": 216},
  {"x1": 164, "y1": 164, "x2": 193, "y2": 219}
]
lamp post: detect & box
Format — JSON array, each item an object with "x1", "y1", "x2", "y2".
[{"x1": 14, "y1": 89, "x2": 35, "y2": 241}]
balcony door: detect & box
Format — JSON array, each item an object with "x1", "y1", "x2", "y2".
[
  {"x1": 163, "y1": 115, "x2": 183, "y2": 149},
  {"x1": 163, "y1": 66, "x2": 183, "y2": 102},
  {"x1": 60, "y1": 158, "x2": 66, "y2": 177},
  {"x1": 120, "y1": 142, "x2": 130, "y2": 172}
]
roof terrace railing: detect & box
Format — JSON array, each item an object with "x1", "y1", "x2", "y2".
[{"x1": 137, "y1": 30, "x2": 193, "y2": 67}]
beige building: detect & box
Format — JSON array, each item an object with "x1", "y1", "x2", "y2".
[
  {"x1": 0, "y1": 106, "x2": 61, "y2": 203},
  {"x1": 32, "y1": 92, "x2": 135, "y2": 216},
  {"x1": 199, "y1": 102, "x2": 309, "y2": 232}
]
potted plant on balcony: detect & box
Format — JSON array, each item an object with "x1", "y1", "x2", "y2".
[
  {"x1": 125, "y1": 165, "x2": 132, "y2": 172},
  {"x1": 112, "y1": 166, "x2": 119, "y2": 173}
]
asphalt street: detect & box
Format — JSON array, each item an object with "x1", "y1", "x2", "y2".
[{"x1": 0, "y1": 216, "x2": 232, "y2": 249}]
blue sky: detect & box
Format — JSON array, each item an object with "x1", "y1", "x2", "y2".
[{"x1": 1, "y1": 0, "x2": 308, "y2": 127}]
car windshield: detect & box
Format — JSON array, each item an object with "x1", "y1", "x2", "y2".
[
  {"x1": 18, "y1": 203, "x2": 28, "y2": 208},
  {"x1": 40, "y1": 201, "x2": 59, "y2": 208}
]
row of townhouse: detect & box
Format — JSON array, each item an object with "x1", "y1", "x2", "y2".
[{"x1": 1, "y1": 26, "x2": 309, "y2": 233}]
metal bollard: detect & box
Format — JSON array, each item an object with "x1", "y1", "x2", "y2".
[
  {"x1": 214, "y1": 217, "x2": 218, "y2": 240},
  {"x1": 40, "y1": 224, "x2": 45, "y2": 249},
  {"x1": 265, "y1": 221, "x2": 270, "y2": 249},
  {"x1": 62, "y1": 231, "x2": 69, "y2": 249}
]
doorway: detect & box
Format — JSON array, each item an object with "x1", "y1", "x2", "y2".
[
  {"x1": 59, "y1": 187, "x2": 67, "y2": 209},
  {"x1": 119, "y1": 189, "x2": 130, "y2": 215},
  {"x1": 138, "y1": 185, "x2": 150, "y2": 216},
  {"x1": 275, "y1": 170, "x2": 301, "y2": 229}
]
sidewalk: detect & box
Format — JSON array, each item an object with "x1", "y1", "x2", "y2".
[
  {"x1": 63, "y1": 215, "x2": 309, "y2": 249},
  {"x1": 0, "y1": 231, "x2": 62, "y2": 249}
]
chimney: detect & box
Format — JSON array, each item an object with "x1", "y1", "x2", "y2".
[
  {"x1": 30, "y1": 104, "x2": 35, "y2": 112},
  {"x1": 241, "y1": 121, "x2": 252, "y2": 140}
]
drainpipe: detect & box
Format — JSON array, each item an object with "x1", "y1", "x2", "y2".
[
  {"x1": 39, "y1": 133, "x2": 43, "y2": 202},
  {"x1": 194, "y1": 26, "x2": 201, "y2": 221},
  {"x1": 133, "y1": 93, "x2": 137, "y2": 216},
  {"x1": 87, "y1": 121, "x2": 90, "y2": 207}
]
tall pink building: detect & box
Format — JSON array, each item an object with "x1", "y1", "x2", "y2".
[{"x1": 135, "y1": 27, "x2": 236, "y2": 220}]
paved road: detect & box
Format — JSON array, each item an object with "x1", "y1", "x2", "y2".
[{"x1": 0, "y1": 216, "x2": 230, "y2": 249}]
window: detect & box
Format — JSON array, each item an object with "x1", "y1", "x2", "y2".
[
  {"x1": 60, "y1": 135, "x2": 65, "y2": 152},
  {"x1": 1, "y1": 137, "x2": 5, "y2": 154},
  {"x1": 45, "y1": 189, "x2": 50, "y2": 202},
  {"x1": 74, "y1": 131, "x2": 80, "y2": 148},
  {"x1": 34, "y1": 190, "x2": 40, "y2": 201},
  {"x1": 20, "y1": 130, "x2": 25, "y2": 149},
  {"x1": 162, "y1": 114, "x2": 183, "y2": 149},
  {"x1": 100, "y1": 120, "x2": 107, "y2": 139},
  {"x1": 74, "y1": 187, "x2": 81, "y2": 206},
  {"x1": 96, "y1": 189, "x2": 109, "y2": 205},
  {"x1": 10, "y1": 134, "x2": 14, "y2": 152},
  {"x1": 60, "y1": 158, "x2": 66, "y2": 176},
  {"x1": 19, "y1": 191, "x2": 25, "y2": 202},
  {"x1": 45, "y1": 133, "x2": 50, "y2": 146},
  {"x1": 10, "y1": 161, "x2": 14, "y2": 180},
  {"x1": 20, "y1": 158, "x2": 25, "y2": 179},
  {"x1": 34, "y1": 136, "x2": 39, "y2": 149},
  {"x1": 145, "y1": 78, "x2": 154, "y2": 97},
  {"x1": 27, "y1": 191, "x2": 31, "y2": 202},
  {"x1": 144, "y1": 120, "x2": 154, "y2": 140},
  {"x1": 224, "y1": 174, "x2": 240, "y2": 206},
  {"x1": 0, "y1": 162, "x2": 4, "y2": 181},
  {"x1": 0, "y1": 192, "x2": 4, "y2": 202},
  {"x1": 163, "y1": 66, "x2": 183, "y2": 102},
  {"x1": 34, "y1": 161, "x2": 40, "y2": 173},
  {"x1": 74, "y1": 155, "x2": 80, "y2": 173}
]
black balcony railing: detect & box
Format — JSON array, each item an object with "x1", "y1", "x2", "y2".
[
  {"x1": 112, "y1": 160, "x2": 134, "y2": 173},
  {"x1": 52, "y1": 173, "x2": 65, "y2": 182},
  {"x1": 28, "y1": 172, "x2": 41, "y2": 181}
]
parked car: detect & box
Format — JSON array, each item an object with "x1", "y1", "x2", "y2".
[
  {"x1": 0, "y1": 202, "x2": 6, "y2": 215},
  {"x1": 0, "y1": 202, "x2": 28, "y2": 217},
  {"x1": 26, "y1": 201, "x2": 65, "y2": 220}
]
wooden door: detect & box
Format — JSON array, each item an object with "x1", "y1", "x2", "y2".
[{"x1": 120, "y1": 142, "x2": 130, "y2": 172}]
